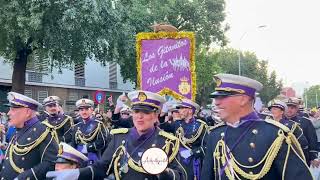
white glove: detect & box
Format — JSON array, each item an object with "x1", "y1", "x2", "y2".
[
  {"x1": 162, "y1": 103, "x2": 169, "y2": 114},
  {"x1": 116, "y1": 97, "x2": 124, "y2": 109},
  {"x1": 46, "y1": 169, "x2": 80, "y2": 180}
]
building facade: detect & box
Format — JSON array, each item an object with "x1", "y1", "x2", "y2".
[{"x1": 0, "y1": 57, "x2": 135, "y2": 113}]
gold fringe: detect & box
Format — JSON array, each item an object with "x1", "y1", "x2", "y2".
[{"x1": 136, "y1": 32, "x2": 196, "y2": 101}]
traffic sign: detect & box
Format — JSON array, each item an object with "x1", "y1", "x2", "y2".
[{"x1": 93, "y1": 91, "x2": 106, "y2": 104}]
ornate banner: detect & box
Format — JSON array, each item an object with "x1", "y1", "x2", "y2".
[{"x1": 136, "y1": 32, "x2": 196, "y2": 100}]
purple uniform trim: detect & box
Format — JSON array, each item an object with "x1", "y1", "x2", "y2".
[
  {"x1": 12, "y1": 98, "x2": 38, "y2": 110},
  {"x1": 59, "y1": 152, "x2": 84, "y2": 164},
  {"x1": 217, "y1": 82, "x2": 256, "y2": 97},
  {"x1": 131, "y1": 98, "x2": 161, "y2": 107},
  {"x1": 178, "y1": 102, "x2": 196, "y2": 112},
  {"x1": 24, "y1": 117, "x2": 39, "y2": 128}
]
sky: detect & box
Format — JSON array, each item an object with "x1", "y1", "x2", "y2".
[{"x1": 224, "y1": 0, "x2": 320, "y2": 95}]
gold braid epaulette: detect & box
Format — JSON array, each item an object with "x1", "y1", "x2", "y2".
[
  {"x1": 159, "y1": 130, "x2": 180, "y2": 162},
  {"x1": 110, "y1": 128, "x2": 129, "y2": 135},
  {"x1": 7, "y1": 127, "x2": 51, "y2": 173},
  {"x1": 265, "y1": 119, "x2": 290, "y2": 133},
  {"x1": 266, "y1": 118, "x2": 306, "y2": 162},
  {"x1": 75, "y1": 121, "x2": 102, "y2": 144}
]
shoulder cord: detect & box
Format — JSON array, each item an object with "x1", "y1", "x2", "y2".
[
  {"x1": 213, "y1": 130, "x2": 288, "y2": 180},
  {"x1": 8, "y1": 128, "x2": 51, "y2": 173},
  {"x1": 76, "y1": 123, "x2": 101, "y2": 144},
  {"x1": 177, "y1": 123, "x2": 205, "y2": 146},
  {"x1": 43, "y1": 116, "x2": 71, "y2": 130}
]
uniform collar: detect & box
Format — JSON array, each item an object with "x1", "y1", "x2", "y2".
[
  {"x1": 240, "y1": 111, "x2": 260, "y2": 121},
  {"x1": 280, "y1": 117, "x2": 290, "y2": 124},
  {"x1": 183, "y1": 117, "x2": 196, "y2": 124},
  {"x1": 287, "y1": 115, "x2": 298, "y2": 121},
  {"x1": 82, "y1": 116, "x2": 94, "y2": 123},
  {"x1": 130, "y1": 127, "x2": 155, "y2": 142},
  {"x1": 16, "y1": 116, "x2": 39, "y2": 131},
  {"x1": 24, "y1": 116, "x2": 39, "y2": 128},
  {"x1": 48, "y1": 113, "x2": 64, "y2": 121},
  {"x1": 226, "y1": 111, "x2": 260, "y2": 128}
]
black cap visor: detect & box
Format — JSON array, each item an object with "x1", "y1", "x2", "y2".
[
  {"x1": 286, "y1": 103, "x2": 298, "y2": 107},
  {"x1": 44, "y1": 101, "x2": 58, "y2": 106},
  {"x1": 3, "y1": 103, "x2": 24, "y2": 108},
  {"x1": 210, "y1": 91, "x2": 240, "y2": 98},
  {"x1": 268, "y1": 105, "x2": 284, "y2": 111},
  {"x1": 78, "y1": 105, "x2": 92, "y2": 110},
  {"x1": 131, "y1": 104, "x2": 157, "y2": 113}
]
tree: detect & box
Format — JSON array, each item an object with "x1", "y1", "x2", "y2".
[
  {"x1": 195, "y1": 48, "x2": 222, "y2": 106},
  {"x1": 111, "y1": 0, "x2": 228, "y2": 84},
  {"x1": 303, "y1": 85, "x2": 320, "y2": 108},
  {"x1": 0, "y1": 0, "x2": 228, "y2": 93},
  {"x1": 262, "y1": 70, "x2": 283, "y2": 103},
  {"x1": 213, "y1": 48, "x2": 282, "y2": 104},
  {"x1": 0, "y1": 0, "x2": 122, "y2": 93}
]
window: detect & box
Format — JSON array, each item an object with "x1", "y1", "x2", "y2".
[
  {"x1": 75, "y1": 77, "x2": 85, "y2": 87},
  {"x1": 69, "y1": 92, "x2": 78, "y2": 101},
  {"x1": 109, "y1": 82, "x2": 117, "y2": 89},
  {"x1": 38, "y1": 91, "x2": 48, "y2": 103},
  {"x1": 65, "y1": 92, "x2": 79, "y2": 112},
  {"x1": 24, "y1": 90, "x2": 32, "y2": 98},
  {"x1": 109, "y1": 62, "x2": 117, "y2": 89},
  {"x1": 25, "y1": 57, "x2": 48, "y2": 83},
  {"x1": 28, "y1": 72, "x2": 43, "y2": 82},
  {"x1": 26, "y1": 57, "x2": 49, "y2": 73},
  {"x1": 75, "y1": 64, "x2": 85, "y2": 86}
]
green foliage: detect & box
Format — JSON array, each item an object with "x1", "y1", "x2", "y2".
[
  {"x1": 0, "y1": 0, "x2": 228, "y2": 89},
  {"x1": 303, "y1": 85, "x2": 320, "y2": 108},
  {"x1": 116, "y1": 0, "x2": 228, "y2": 83},
  {"x1": 195, "y1": 48, "x2": 222, "y2": 105},
  {"x1": 213, "y1": 48, "x2": 283, "y2": 104},
  {"x1": 0, "y1": 0, "x2": 120, "y2": 67},
  {"x1": 263, "y1": 70, "x2": 282, "y2": 103}
]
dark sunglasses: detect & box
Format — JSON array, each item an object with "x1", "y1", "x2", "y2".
[
  {"x1": 121, "y1": 113, "x2": 130, "y2": 116},
  {"x1": 47, "y1": 104, "x2": 57, "y2": 108}
]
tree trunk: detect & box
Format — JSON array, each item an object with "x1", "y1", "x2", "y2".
[{"x1": 11, "y1": 48, "x2": 29, "y2": 94}]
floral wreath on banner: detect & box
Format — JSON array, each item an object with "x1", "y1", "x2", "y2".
[{"x1": 136, "y1": 32, "x2": 196, "y2": 101}]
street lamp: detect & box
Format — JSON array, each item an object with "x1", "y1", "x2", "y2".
[{"x1": 238, "y1": 25, "x2": 267, "y2": 75}]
